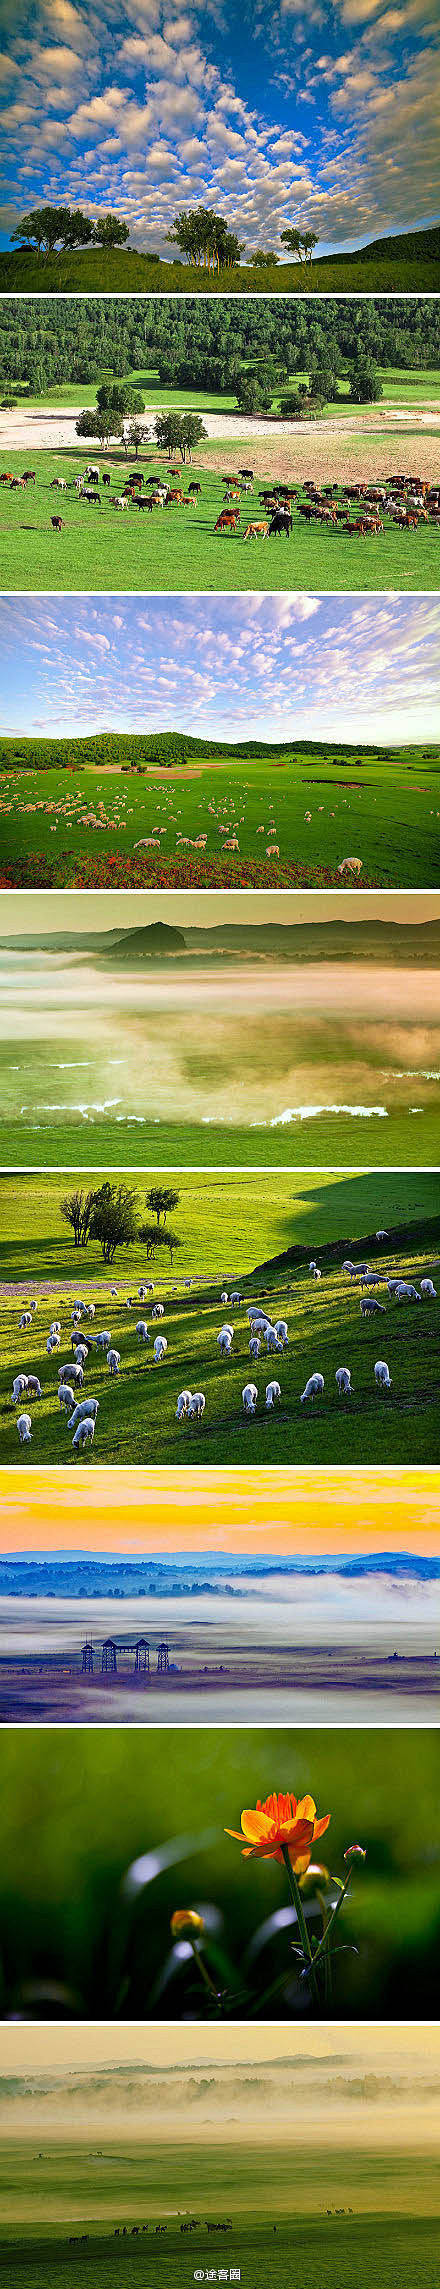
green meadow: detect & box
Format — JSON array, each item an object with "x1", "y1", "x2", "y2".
[
  {"x1": 1, "y1": 446, "x2": 439, "y2": 592},
  {"x1": 1, "y1": 218, "x2": 439, "y2": 292},
  {"x1": 2, "y1": 1169, "x2": 439, "y2": 1464},
  {"x1": 10, "y1": 362, "x2": 440, "y2": 413},
  {"x1": 2, "y1": 739, "x2": 439, "y2": 890}
]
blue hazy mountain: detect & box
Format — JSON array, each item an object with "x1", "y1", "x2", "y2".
[{"x1": 1, "y1": 1551, "x2": 439, "y2": 1597}]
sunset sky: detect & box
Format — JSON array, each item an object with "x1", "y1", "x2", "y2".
[
  {"x1": 2, "y1": 1467, "x2": 439, "y2": 1554},
  {"x1": 1, "y1": 890, "x2": 439, "y2": 934},
  {"x1": 1, "y1": 0, "x2": 439, "y2": 255},
  {"x1": 1, "y1": 595, "x2": 439, "y2": 748}
]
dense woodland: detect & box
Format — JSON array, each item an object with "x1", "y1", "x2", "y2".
[
  {"x1": 1, "y1": 733, "x2": 438, "y2": 770},
  {"x1": 0, "y1": 297, "x2": 439, "y2": 395}
]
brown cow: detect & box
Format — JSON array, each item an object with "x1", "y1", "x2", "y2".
[
  {"x1": 244, "y1": 521, "x2": 269, "y2": 539},
  {"x1": 215, "y1": 510, "x2": 240, "y2": 532},
  {"x1": 51, "y1": 516, "x2": 64, "y2": 531}
]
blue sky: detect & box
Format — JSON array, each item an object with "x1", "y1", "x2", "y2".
[
  {"x1": 0, "y1": 593, "x2": 439, "y2": 744},
  {"x1": 1, "y1": 0, "x2": 439, "y2": 253}
]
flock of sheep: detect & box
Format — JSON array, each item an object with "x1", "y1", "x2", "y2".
[{"x1": 9, "y1": 1243, "x2": 437, "y2": 1454}]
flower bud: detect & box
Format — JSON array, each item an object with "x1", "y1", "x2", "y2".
[
  {"x1": 344, "y1": 1844, "x2": 367, "y2": 1863},
  {"x1": 170, "y1": 1909, "x2": 205, "y2": 1938}
]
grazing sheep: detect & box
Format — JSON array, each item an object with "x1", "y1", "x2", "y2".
[
  {"x1": 153, "y1": 1335, "x2": 167, "y2": 1363},
  {"x1": 309, "y1": 1261, "x2": 317, "y2": 1272},
  {"x1": 68, "y1": 1398, "x2": 99, "y2": 1430},
  {"x1": 17, "y1": 1413, "x2": 32, "y2": 1443},
  {"x1": 376, "y1": 1229, "x2": 388, "y2": 1239},
  {"x1": 336, "y1": 1367, "x2": 352, "y2": 1396},
  {"x1": 217, "y1": 1330, "x2": 233, "y2": 1356},
  {"x1": 82, "y1": 1303, "x2": 95, "y2": 1320},
  {"x1": 47, "y1": 1332, "x2": 60, "y2": 1353},
  {"x1": 375, "y1": 1360, "x2": 392, "y2": 1389},
  {"x1": 152, "y1": 1302, "x2": 165, "y2": 1318},
  {"x1": 249, "y1": 1335, "x2": 261, "y2": 1359},
  {"x1": 50, "y1": 1321, "x2": 61, "y2": 1335},
  {"x1": 274, "y1": 1320, "x2": 288, "y2": 1345},
  {"x1": 26, "y1": 1376, "x2": 42, "y2": 1399},
  {"x1": 12, "y1": 1373, "x2": 29, "y2": 1403},
  {"x1": 242, "y1": 1382, "x2": 258, "y2": 1414},
  {"x1": 19, "y1": 1312, "x2": 32, "y2": 1331},
  {"x1": 221, "y1": 1291, "x2": 229, "y2": 1304},
  {"x1": 58, "y1": 1384, "x2": 75, "y2": 1413},
  {"x1": 312, "y1": 1267, "x2": 321, "y2": 1281},
  {"x1": 72, "y1": 1417, "x2": 95, "y2": 1451},
  {"x1": 387, "y1": 1278, "x2": 404, "y2": 1294},
  {"x1": 395, "y1": 1281, "x2": 421, "y2": 1302},
  {"x1": 73, "y1": 1343, "x2": 88, "y2": 1365},
  {"x1": 29, "y1": 1300, "x2": 38, "y2": 1314},
  {"x1": 94, "y1": 1329, "x2": 111, "y2": 1349},
  {"x1": 360, "y1": 1297, "x2": 385, "y2": 1316},
  {"x1": 107, "y1": 1348, "x2": 120, "y2": 1375},
  {"x1": 421, "y1": 1278, "x2": 436, "y2": 1297},
  {"x1": 300, "y1": 1373, "x2": 324, "y2": 1403},
  {"x1": 230, "y1": 1291, "x2": 243, "y2": 1304},
  {"x1": 176, "y1": 1389, "x2": 192, "y2": 1420},
  {"x1": 60, "y1": 1360, "x2": 83, "y2": 1385},
  {"x1": 342, "y1": 1260, "x2": 355, "y2": 1272},
  {"x1": 136, "y1": 1320, "x2": 150, "y2": 1344},
  {"x1": 265, "y1": 1327, "x2": 283, "y2": 1353},
  {"x1": 266, "y1": 1379, "x2": 281, "y2": 1408},
  {"x1": 188, "y1": 1391, "x2": 205, "y2": 1420}
]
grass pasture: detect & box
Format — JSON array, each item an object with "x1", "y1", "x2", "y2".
[
  {"x1": 2, "y1": 1170, "x2": 439, "y2": 1465},
  {"x1": 2, "y1": 2198, "x2": 439, "y2": 2289},
  {"x1": 2, "y1": 741, "x2": 439, "y2": 890},
  {"x1": 1, "y1": 219, "x2": 439, "y2": 291},
  {"x1": 1, "y1": 446, "x2": 439, "y2": 592}
]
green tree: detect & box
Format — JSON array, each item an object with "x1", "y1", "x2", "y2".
[
  {"x1": 92, "y1": 215, "x2": 130, "y2": 248},
  {"x1": 249, "y1": 250, "x2": 279, "y2": 267},
  {"x1": 349, "y1": 361, "x2": 382, "y2": 402},
  {"x1": 179, "y1": 412, "x2": 207, "y2": 462},
  {"x1": 139, "y1": 1221, "x2": 182, "y2": 1266},
  {"x1": 145, "y1": 1186, "x2": 180, "y2": 1226},
  {"x1": 11, "y1": 205, "x2": 92, "y2": 257},
  {"x1": 59, "y1": 1188, "x2": 96, "y2": 1247},
  {"x1": 75, "y1": 407, "x2": 116, "y2": 447},
  {"x1": 89, "y1": 1182, "x2": 139, "y2": 1263}
]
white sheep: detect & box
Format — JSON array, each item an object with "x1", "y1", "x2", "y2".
[
  {"x1": 94, "y1": 1329, "x2": 111, "y2": 1349},
  {"x1": 395, "y1": 1282, "x2": 421, "y2": 1303},
  {"x1": 176, "y1": 1388, "x2": 192, "y2": 1420},
  {"x1": 274, "y1": 1319, "x2": 288, "y2": 1345},
  {"x1": 68, "y1": 1397, "x2": 99, "y2": 1429},
  {"x1": 82, "y1": 1302, "x2": 95, "y2": 1320},
  {"x1": 266, "y1": 1379, "x2": 281, "y2": 1408},
  {"x1": 221, "y1": 1291, "x2": 229, "y2": 1304},
  {"x1": 72, "y1": 1416, "x2": 95, "y2": 1451},
  {"x1": 152, "y1": 1302, "x2": 165, "y2": 1318},
  {"x1": 27, "y1": 1375, "x2": 42, "y2": 1399},
  {"x1": 136, "y1": 1320, "x2": 150, "y2": 1343},
  {"x1": 107, "y1": 1348, "x2": 120, "y2": 1375},
  {"x1": 309, "y1": 1261, "x2": 317, "y2": 1272},
  {"x1": 387, "y1": 1278, "x2": 403, "y2": 1294},
  {"x1": 376, "y1": 1229, "x2": 388, "y2": 1239},
  {"x1": 300, "y1": 1373, "x2": 324, "y2": 1403},
  {"x1": 17, "y1": 1412, "x2": 32, "y2": 1443},
  {"x1": 375, "y1": 1360, "x2": 392, "y2": 1388},
  {"x1": 230, "y1": 1291, "x2": 243, "y2": 1304},
  {"x1": 49, "y1": 1320, "x2": 61, "y2": 1336},
  {"x1": 312, "y1": 1267, "x2": 321, "y2": 1281},
  {"x1": 58, "y1": 1383, "x2": 75, "y2": 1413},
  {"x1": 12, "y1": 1373, "x2": 29, "y2": 1404},
  {"x1": 242, "y1": 1382, "x2": 258, "y2": 1414},
  {"x1": 342, "y1": 1259, "x2": 354, "y2": 1272},
  {"x1": 217, "y1": 1330, "x2": 233, "y2": 1356},
  {"x1": 336, "y1": 1366, "x2": 352, "y2": 1396},
  {"x1": 60, "y1": 1360, "x2": 83, "y2": 1384},
  {"x1": 421, "y1": 1278, "x2": 436, "y2": 1297},
  {"x1": 73, "y1": 1343, "x2": 88, "y2": 1365},
  {"x1": 188, "y1": 1391, "x2": 205, "y2": 1420},
  {"x1": 360, "y1": 1297, "x2": 385, "y2": 1317},
  {"x1": 249, "y1": 1335, "x2": 261, "y2": 1360},
  {"x1": 19, "y1": 1311, "x2": 32, "y2": 1331},
  {"x1": 265, "y1": 1327, "x2": 283, "y2": 1353},
  {"x1": 154, "y1": 1335, "x2": 167, "y2": 1363},
  {"x1": 47, "y1": 1333, "x2": 60, "y2": 1354}
]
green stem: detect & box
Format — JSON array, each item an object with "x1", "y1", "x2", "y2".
[
  {"x1": 281, "y1": 1846, "x2": 320, "y2": 2001},
  {"x1": 189, "y1": 1937, "x2": 221, "y2": 2008},
  {"x1": 313, "y1": 1867, "x2": 353, "y2": 1968}
]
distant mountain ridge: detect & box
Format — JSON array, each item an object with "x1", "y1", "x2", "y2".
[
  {"x1": 1, "y1": 1551, "x2": 438, "y2": 1596},
  {"x1": 1, "y1": 919, "x2": 440, "y2": 964}
]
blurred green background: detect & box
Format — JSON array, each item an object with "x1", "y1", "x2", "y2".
[{"x1": 0, "y1": 1728, "x2": 438, "y2": 2019}]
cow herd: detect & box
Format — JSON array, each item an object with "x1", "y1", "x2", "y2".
[{"x1": 1, "y1": 460, "x2": 439, "y2": 547}]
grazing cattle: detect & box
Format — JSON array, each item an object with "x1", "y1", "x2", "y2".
[
  {"x1": 244, "y1": 521, "x2": 269, "y2": 539},
  {"x1": 51, "y1": 517, "x2": 64, "y2": 531},
  {"x1": 50, "y1": 477, "x2": 67, "y2": 491},
  {"x1": 215, "y1": 510, "x2": 240, "y2": 532},
  {"x1": 86, "y1": 465, "x2": 99, "y2": 481},
  {"x1": 188, "y1": 481, "x2": 201, "y2": 495},
  {"x1": 82, "y1": 489, "x2": 101, "y2": 506},
  {"x1": 113, "y1": 496, "x2": 129, "y2": 511},
  {"x1": 269, "y1": 512, "x2": 292, "y2": 537},
  {"x1": 102, "y1": 472, "x2": 111, "y2": 486}
]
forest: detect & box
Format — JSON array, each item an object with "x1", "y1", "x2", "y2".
[{"x1": 0, "y1": 296, "x2": 439, "y2": 396}]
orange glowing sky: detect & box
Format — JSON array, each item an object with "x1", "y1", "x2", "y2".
[{"x1": 1, "y1": 1468, "x2": 438, "y2": 1555}]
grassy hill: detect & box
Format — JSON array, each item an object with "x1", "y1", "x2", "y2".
[
  {"x1": 1, "y1": 222, "x2": 439, "y2": 294},
  {"x1": 2, "y1": 919, "x2": 440, "y2": 963}
]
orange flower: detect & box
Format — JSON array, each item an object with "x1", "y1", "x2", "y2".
[
  {"x1": 225, "y1": 1791, "x2": 330, "y2": 1875},
  {"x1": 170, "y1": 1909, "x2": 205, "y2": 1938}
]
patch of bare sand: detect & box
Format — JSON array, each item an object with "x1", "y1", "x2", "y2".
[{"x1": 199, "y1": 427, "x2": 440, "y2": 484}]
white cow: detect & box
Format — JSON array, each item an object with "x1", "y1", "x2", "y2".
[
  {"x1": 300, "y1": 1373, "x2": 324, "y2": 1403},
  {"x1": 266, "y1": 1379, "x2": 281, "y2": 1408},
  {"x1": 336, "y1": 1367, "x2": 352, "y2": 1396},
  {"x1": 375, "y1": 1360, "x2": 392, "y2": 1389},
  {"x1": 17, "y1": 1412, "x2": 32, "y2": 1443},
  {"x1": 242, "y1": 1382, "x2": 258, "y2": 1414},
  {"x1": 176, "y1": 1388, "x2": 192, "y2": 1420}
]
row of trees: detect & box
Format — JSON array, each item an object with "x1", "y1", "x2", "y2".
[
  {"x1": 10, "y1": 201, "x2": 317, "y2": 270},
  {"x1": 60, "y1": 1184, "x2": 182, "y2": 1265},
  {"x1": 11, "y1": 206, "x2": 130, "y2": 257},
  {"x1": 75, "y1": 385, "x2": 208, "y2": 458}
]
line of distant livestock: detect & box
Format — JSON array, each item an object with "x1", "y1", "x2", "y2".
[
  {"x1": 1, "y1": 465, "x2": 439, "y2": 539},
  {"x1": 10, "y1": 1252, "x2": 437, "y2": 1451}
]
